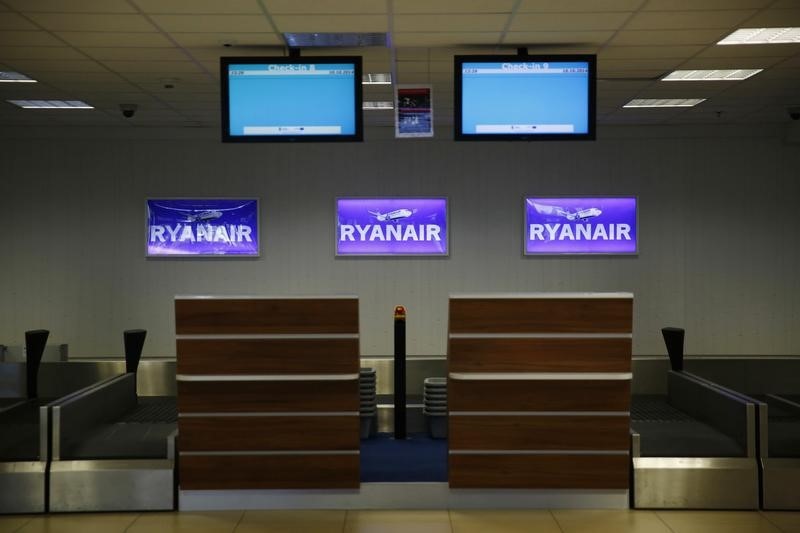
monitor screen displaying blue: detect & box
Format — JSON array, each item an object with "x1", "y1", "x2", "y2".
[
  {"x1": 221, "y1": 57, "x2": 362, "y2": 142},
  {"x1": 455, "y1": 55, "x2": 595, "y2": 141}
]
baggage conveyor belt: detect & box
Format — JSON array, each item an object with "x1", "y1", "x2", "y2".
[
  {"x1": 58, "y1": 397, "x2": 177, "y2": 461},
  {"x1": 631, "y1": 395, "x2": 746, "y2": 458}
]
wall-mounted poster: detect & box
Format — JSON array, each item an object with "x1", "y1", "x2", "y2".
[
  {"x1": 395, "y1": 86, "x2": 433, "y2": 138},
  {"x1": 336, "y1": 198, "x2": 448, "y2": 256},
  {"x1": 146, "y1": 198, "x2": 259, "y2": 257},
  {"x1": 524, "y1": 197, "x2": 637, "y2": 255}
]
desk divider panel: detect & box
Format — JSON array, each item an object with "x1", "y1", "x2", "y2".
[
  {"x1": 448, "y1": 293, "x2": 633, "y2": 490},
  {"x1": 175, "y1": 296, "x2": 360, "y2": 490}
]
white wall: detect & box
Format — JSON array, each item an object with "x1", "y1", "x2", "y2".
[{"x1": 1, "y1": 125, "x2": 798, "y2": 358}]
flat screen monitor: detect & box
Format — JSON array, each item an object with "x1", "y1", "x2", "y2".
[
  {"x1": 221, "y1": 56, "x2": 362, "y2": 142},
  {"x1": 455, "y1": 54, "x2": 596, "y2": 141}
]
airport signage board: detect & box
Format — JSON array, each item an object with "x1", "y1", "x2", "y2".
[
  {"x1": 524, "y1": 196, "x2": 637, "y2": 255},
  {"x1": 336, "y1": 198, "x2": 448, "y2": 256},
  {"x1": 146, "y1": 198, "x2": 259, "y2": 257}
]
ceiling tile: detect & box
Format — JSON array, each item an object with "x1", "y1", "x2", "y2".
[
  {"x1": 394, "y1": 0, "x2": 515, "y2": 14},
  {"x1": 26, "y1": 13, "x2": 158, "y2": 32},
  {"x1": 625, "y1": 10, "x2": 757, "y2": 30},
  {"x1": 82, "y1": 47, "x2": 189, "y2": 61},
  {"x1": 392, "y1": 32, "x2": 501, "y2": 46},
  {"x1": 264, "y1": 0, "x2": 387, "y2": 15},
  {"x1": 601, "y1": 45, "x2": 704, "y2": 59},
  {"x1": 272, "y1": 14, "x2": 388, "y2": 32},
  {"x1": 56, "y1": 32, "x2": 173, "y2": 48},
  {"x1": 6, "y1": 59, "x2": 108, "y2": 73},
  {"x1": 696, "y1": 43, "x2": 800, "y2": 58},
  {"x1": 0, "y1": 46, "x2": 85, "y2": 60},
  {"x1": 0, "y1": 12, "x2": 38, "y2": 30},
  {"x1": 132, "y1": 0, "x2": 263, "y2": 14},
  {"x1": 745, "y1": 8, "x2": 800, "y2": 26},
  {"x1": 599, "y1": 58, "x2": 684, "y2": 71},
  {"x1": 610, "y1": 29, "x2": 727, "y2": 46},
  {"x1": 519, "y1": 0, "x2": 644, "y2": 12},
  {"x1": 509, "y1": 12, "x2": 630, "y2": 32},
  {"x1": 644, "y1": 0, "x2": 771, "y2": 9},
  {"x1": 150, "y1": 14, "x2": 274, "y2": 33},
  {"x1": 4, "y1": 0, "x2": 136, "y2": 12},
  {"x1": 503, "y1": 30, "x2": 614, "y2": 45},
  {"x1": 0, "y1": 31, "x2": 64, "y2": 46},
  {"x1": 395, "y1": 14, "x2": 507, "y2": 32},
  {"x1": 171, "y1": 32, "x2": 283, "y2": 48},
  {"x1": 428, "y1": 46, "x2": 517, "y2": 59},
  {"x1": 99, "y1": 60, "x2": 205, "y2": 74},
  {"x1": 679, "y1": 56, "x2": 785, "y2": 69}
]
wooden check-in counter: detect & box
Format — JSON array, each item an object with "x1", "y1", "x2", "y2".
[
  {"x1": 175, "y1": 296, "x2": 360, "y2": 491},
  {"x1": 448, "y1": 293, "x2": 633, "y2": 491}
]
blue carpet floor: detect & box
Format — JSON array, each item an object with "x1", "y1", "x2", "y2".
[{"x1": 360, "y1": 433, "x2": 448, "y2": 482}]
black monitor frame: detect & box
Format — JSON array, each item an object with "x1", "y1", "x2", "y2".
[
  {"x1": 220, "y1": 56, "x2": 363, "y2": 143},
  {"x1": 454, "y1": 54, "x2": 596, "y2": 141}
]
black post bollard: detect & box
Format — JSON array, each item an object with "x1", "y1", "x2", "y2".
[
  {"x1": 394, "y1": 306, "x2": 407, "y2": 440},
  {"x1": 662, "y1": 327, "x2": 685, "y2": 372},
  {"x1": 124, "y1": 329, "x2": 147, "y2": 374},
  {"x1": 25, "y1": 329, "x2": 49, "y2": 399}
]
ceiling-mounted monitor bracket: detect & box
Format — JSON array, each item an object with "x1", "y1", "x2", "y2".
[{"x1": 517, "y1": 47, "x2": 528, "y2": 57}]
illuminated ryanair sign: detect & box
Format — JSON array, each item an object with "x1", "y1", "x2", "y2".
[
  {"x1": 524, "y1": 197, "x2": 637, "y2": 255},
  {"x1": 336, "y1": 198, "x2": 448, "y2": 256},
  {"x1": 146, "y1": 198, "x2": 259, "y2": 256}
]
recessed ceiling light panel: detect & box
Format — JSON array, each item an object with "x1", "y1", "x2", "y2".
[
  {"x1": 662, "y1": 69, "x2": 762, "y2": 81},
  {"x1": 363, "y1": 101, "x2": 393, "y2": 110},
  {"x1": 363, "y1": 73, "x2": 392, "y2": 85},
  {"x1": 0, "y1": 71, "x2": 36, "y2": 83},
  {"x1": 7, "y1": 99, "x2": 93, "y2": 109},
  {"x1": 624, "y1": 98, "x2": 706, "y2": 108},
  {"x1": 718, "y1": 27, "x2": 800, "y2": 45}
]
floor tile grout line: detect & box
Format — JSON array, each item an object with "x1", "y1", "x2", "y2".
[
  {"x1": 760, "y1": 510, "x2": 789, "y2": 533},
  {"x1": 122, "y1": 513, "x2": 142, "y2": 533},
  {"x1": 447, "y1": 509, "x2": 455, "y2": 533},
  {"x1": 342, "y1": 509, "x2": 349, "y2": 533},
  {"x1": 10, "y1": 515, "x2": 34, "y2": 533},
  {"x1": 549, "y1": 509, "x2": 566, "y2": 533},
  {"x1": 654, "y1": 510, "x2": 678, "y2": 533},
  {"x1": 232, "y1": 509, "x2": 246, "y2": 533}
]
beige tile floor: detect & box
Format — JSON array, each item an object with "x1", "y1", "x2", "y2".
[{"x1": 1, "y1": 510, "x2": 799, "y2": 533}]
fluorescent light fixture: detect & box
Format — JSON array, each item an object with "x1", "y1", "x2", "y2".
[
  {"x1": 7, "y1": 99, "x2": 94, "y2": 109},
  {"x1": 363, "y1": 101, "x2": 393, "y2": 110},
  {"x1": 363, "y1": 73, "x2": 392, "y2": 85},
  {"x1": 624, "y1": 98, "x2": 706, "y2": 108},
  {"x1": 662, "y1": 69, "x2": 762, "y2": 81},
  {"x1": 0, "y1": 71, "x2": 37, "y2": 83},
  {"x1": 718, "y1": 27, "x2": 800, "y2": 45}
]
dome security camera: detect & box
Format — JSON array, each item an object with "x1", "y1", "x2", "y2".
[{"x1": 119, "y1": 103, "x2": 138, "y2": 118}]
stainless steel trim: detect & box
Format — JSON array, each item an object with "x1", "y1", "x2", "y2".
[
  {"x1": 449, "y1": 411, "x2": 630, "y2": 416},
  {"x1": 179, "y1": 450, "x2": 360, "y2": 456},
  {"x1": 176, "y1": 333, "x2": 359, "y2": 340},
  {"x1": 179, "y1": 412, "x2": 359, "y2": 417},
  {"x1": 449, "y1": 292, "x2": 633, "y2": 299},
  {"x1": 449, "y1": 333, "x2": 632, "y2": 339},
  {"x1": 449, "y1": 450, "x2": 630, "y2": 455},
  {"x1": 767, "y1": 393, "x2": 800, "y2": 412},
  {"x1": 449, "y1": 372, "x2": 633, "y2": 381},
  {"x1": 746, "y1": 403, "x2": 756, "y2": 458},
  {"x1": 176, "y1": 374, "x2": 359, "y2": 382},
  {"x1": 630, "y1": 431, "x2": 641, "y2": 458}
]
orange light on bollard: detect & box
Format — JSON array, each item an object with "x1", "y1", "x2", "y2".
[{"x1": 394, "y1": 305, "x2": 406, "y2": 320}]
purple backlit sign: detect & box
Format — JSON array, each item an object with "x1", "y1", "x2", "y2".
[
  {"x1": 336, "y1": 198, "x2": 448, "y2": 256},
  {"x1": 146, "y1": 198, "x2": 259, "y2": 257},
  {"x1": 525, "y1": 197, "x2": 637, "y2": 255}
]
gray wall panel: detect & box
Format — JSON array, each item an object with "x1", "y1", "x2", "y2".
[{"x1": 0, "y1": 127, "x2": 798, "y2": 358}]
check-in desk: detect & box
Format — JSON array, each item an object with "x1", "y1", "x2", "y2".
[
  {"x1": 175, "y1": 296, "x2": 360, "y2": 508},
  {"x1": 447, "y1": 293, "x2": 633, "y2": 507}
]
